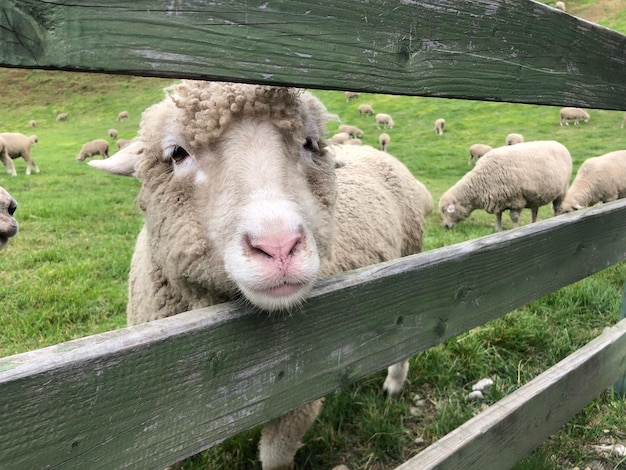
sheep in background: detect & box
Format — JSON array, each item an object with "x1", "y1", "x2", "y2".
[
  {"x1": 434, "y1": 118, "x2": 445, "y2": 135},
  {"x1": 379, "y1": 132, "x2": 390, "y2": 151},
  {"x1": 344, "y1": 91, "x2": 360, "y2": 102},
  {"x1": 358, "y1": 104, "x2": 374, "y2": 116},
  {"x1": 89, "y1": 81, "x2": 430, "y2": 470},
  {"x1": 555, "y1": 1, "x2": 565, "y2": 11},
  {"x1": 108, "y1": 128, "x2": 118, "y2": 139},
  {"x1": 560, "y1": 107, "x2": 590, "y2": 126},
  {"x1": 29, "y1": 120, "x2": 36, "y2": 128},
  {"x1": 56, "y1": 112, "x2": 68, "y2": 122},
  {"x1": 0, "y1": 132, "x2": 40, "y2": 176},
  {"x1": 0, "y1": 186, "x2": 18, "y2": 250},
  {"x1": 439, "y1": 141, "x2": 572, "y2": 231},
  {"x1": 76, "y1": 139, "x2": 109, "y2": 161},
  {"x1": 117, "y1": 138, "x2": 131, "y2": 150},
  {"x1": 558, "y1": 150, "x2": 626, "y2": 213},
  {"x1": 505, "y1": 133, "x2": 524, "y2": 145},
  {"x1": 338, "y1": 124, "x2": 363, "y2": 138},
  {"x1": 329, "y1": 132, "x2": 350, "y2": 144},
  {"x1": 376, "y1": 113, "x2": 394, "y2": 129},
  {"x1": 117, "y1": 110, "x2": 129, "y2": 121},
  {"x1": 343, "y1": 138, "x2": 362, "y2": 145},
  {"x1": 468, "y1": 143, "x2": 492, "y2": 165}
]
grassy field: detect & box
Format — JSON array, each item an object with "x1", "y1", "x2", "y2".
[{"x1": 1, "y1": 1, "x2": 626, "y2": 469}]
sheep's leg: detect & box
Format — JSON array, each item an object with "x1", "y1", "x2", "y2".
[
  {"x1": 382, "y1": 360, "x2": 409, "y2": 397},
  {"x1": 259, "y1": 399, "x2": 322, "y2": 470},
  {"x1": 1, "y1": 154, "x2": 17, "y2": 177},
  {"x1": 509, "y1": 209, "x2": 520, "y2": 228},
  {"x1": 530, "y1": 207, "x2": 539, "y2": 223},
  {"x1": 495, "y1": 212, "x2": 503, "y2": 231}
]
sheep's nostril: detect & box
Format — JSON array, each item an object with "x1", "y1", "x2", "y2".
[
  {"x1": 248, "y1": 233, "x2": 302, "y2": 262},
  {"x1": 8, "y1": 200, "x2": 17, "y2": 216}
]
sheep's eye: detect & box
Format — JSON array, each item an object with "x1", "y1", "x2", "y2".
[
  {"x1": 303, "y1": 137, "x2": 319, "y2": 153},
  {"x1": 171, "y1": 146, "x2": 190, "y2": 163}
]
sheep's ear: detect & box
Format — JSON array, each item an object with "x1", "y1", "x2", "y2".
[
  {"x1": 446, "y1": 203, "x2": 456, "y2": 213},
  {"x1": 88, "y1": 141, "x2": 142, "y2": 177},
  {"x1": 572, "y1": 203, "x2": 584, "y2": 210}
]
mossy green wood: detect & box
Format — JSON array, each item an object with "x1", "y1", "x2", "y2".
[
  {"x1": 2, "y1": 0, "x2": 626, "y2": 109},
  {"x1": 1, "y1": 201, "x2": 626, "y2": 469}
]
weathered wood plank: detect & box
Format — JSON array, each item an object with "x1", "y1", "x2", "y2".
[
  {"x1": 2, "y1": 0, "x2": 626, "y2": 109},
  {"x1": 395, "y1": 317, "x2": 626, "y2": 470},
  {"x1": 1, "y1": 200, "x2": 625, "y2": 469}
]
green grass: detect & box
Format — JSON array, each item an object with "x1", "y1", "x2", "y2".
[{"x1": 2, "y1": 2, "x2": 626, "y2": 468}]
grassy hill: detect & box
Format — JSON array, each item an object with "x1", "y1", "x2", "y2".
[{"x1": 1, "y1": 1, "x2": 626, "y2": 469}]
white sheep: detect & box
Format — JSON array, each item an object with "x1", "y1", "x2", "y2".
[
  {"x1": 559, "y1": 107, "x2": 590, "y2": 126},
  {"x1": 555, "y1": 1, "x2": 565, "y2": 11},
  {"x1": 558, "y1": 150, "x2": 626, "y2": 213},
  {"x1": 117, "y1": 110, "x2": 129, "y2": 121},
  {"x1": 343, "y1": 138, "x2": 362, "y2": 145},
  {"x1": 439, "y1": 141, "x2": 572, "y2": 231},
  {"x1": 108, "y1": 128, "x2": 118, "y2": 139},
  {"x1": 379, "y1": 132, "x2": 390, "y2": 151},
  {"x1": 468, "y1": 143, "x2": 493, "y2": 165},
  {"x1": 76, "y1": 139, "x2": 109, "y2": 161},
  {"x1": 344, "y1": 91, "x2": 360, "y2": 102},
  {"x1": 434, "y1": 118, "x2": 445, "y2": 135},
  {"x1": 56, "y1": 112, "x2": 68, "y2": 122},
  {"x1": 29, "y1": 120, "x2": 36, "y2": 128},
  {"x1": 117, "y1": 138, "x2": 131, "y2": 150},
  {"x1": 505, "y1": 133, "x2": 524, "y2": 145},
  {"x1": 338, "y1": 124, "x2": 363, "y2": 138},
  {"x1": 0, "y1": 132, "x2": 40, "y2": 176},
  {"x1": 329, "y1": 132, "x2": 351, "y2": 144},
  {"x1": 376, "y1": 113, "x2": 394, "y2": 129},
  {"x1": 0, "y1": 186, "x2": 18, "y2": 250},
  {"x1": 358, "y1": 104, "x2": 374, "y2": 116},
  {"x1": 89, "y1": 81, "x2": 431, "y2": 470}
]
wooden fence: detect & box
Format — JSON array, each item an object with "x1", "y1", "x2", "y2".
[{"x1": 1, "y1": 1, "x2": 626, "y2": 469}]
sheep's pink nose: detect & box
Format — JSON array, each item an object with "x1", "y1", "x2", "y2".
[{"x1": 248, "y1": 232, "x2": 302, "y2": 263}]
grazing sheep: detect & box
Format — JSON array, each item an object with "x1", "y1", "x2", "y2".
[
  {"x1": 434, "y1": 118, "x2": 445, "y2": 135},
  {"x1": 558, "y1": 150, "x2": 626, "y2": 213},
  {"x1": 505, "y1": 133, "x2": 524, "y2": 145},
  {"x1": 439, "y1": 141, "x2": 572, "y2": 231},
  {"x1": 358, "y1": 104, "x2": 374, "y2": 116},
  {"x1": 329, "y1": 132, "x2": 350, "y2": 144},
  {"x1": 76, "y1": 139, "x2": 109, "y2": 161},
  {"x1": 56, "y1": 112, "x2": 68, "y2": 122},
  {"x1": 117, "y1": 110, "x2": 129, "y2": 121},
  {"x1": 338, "y1": 124, "x2": 363, "y2": 138},
  {"x1": 0, "y1": 132, "x2": 40, "y2": 176},
  {"x1": 108, "y1": 128, "x2": 118, "y2": 139},
  {"x1": 344, "y1": 91, "x2": 360, "y2": 102},
  {"x1": 343, "y1": 138, "x2": 362, "y2": 145},
  {"x1": 89, "y1": 81, "x2": 430, "y2": 470},
  {"x1": 379, "y1": 133, "x2": 391, "y2": 152},
  {"x1": 117, "y1": 138, "x2": 131, "y2": 150},
  {"x1": 376, "y1": 113, "x2": 394, "y2": 129},
  {"x1": 559, "y1": 107, "x2": 590, "y2": 126},
  {"x1": 0, "y1": 186, "x2": 18, "y2": 251},
  {"x1": 468, "y1": 143, "x2": 493, "y2": 165},
  {"x1": 29, "y1": 120, "x2": 36, "y2": 128},
  {"x1": 555, "y1": 1, "x2": 565, "y2": 11}
]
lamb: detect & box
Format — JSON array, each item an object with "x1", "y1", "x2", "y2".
[
  {"x1": 76, "y1": 139, "x2": 109, "y2": 161},
  {"x1": 108, "y1": 128, "x2": 118, "y2": 139},
  {"x1": 379, "y1": 132, "x2": 390, "y2": 151},
  {"x1": 0, "y1": 132, "x2": 40, "y2": 176},
  {"x1": 344, "y1": 91, "x2": 360, "y2": 102},
  {"x1": 358, "y1": 104, "x2": 374, "y2": 116},
  {"x1": 89, "y1": 81, "x2": 430, "y2": 470},
  {"x1": 505, "y1": 133, "x2": 524, "y2": 145},
  {"x1": 559, "y1": 107, "x2": 590, "y2": 126},
  {"x1": 376, "y1": 113, "x2": 394, "y2": 129},
  {"x1": 338, "y1": 124, "x2": 363, "y2": 138},
  {"x1": 555, "y1": 1, "x2": 565, "y2": 11},
  {"x1": 558, "y1": 150, "x2": 626, "y2": 213},
  {"x1": 56, "y1": 112, "x2": 68, "y2": 122},
  {"x1": 117, "y1": 110, "x2": 129, "y2": 121},
  {"x1": 117, "y1": 138, "x2": 131, "y2": 150},
  {"x1": 0, "y1": 186, "x2": 18, "y2": 250},
  {"x1": 434, "y1": 118, "x2": 445, "y2": 135},
  {"x1": 439, "y1": 140, "x2": 572, "y2": 231},
  {"x1": 29, "y1": 120, "x2": 36, "y2": 128},
  {"x1": 468, "y1": 143, "x2": 492, "y2": 165}
]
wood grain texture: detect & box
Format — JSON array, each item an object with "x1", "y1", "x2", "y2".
[
  {"x1": 395, "y1": 318, "x2": 626, "y2": 470},
  {"x1": 1, "y1": 200, "x2": 626, "y2": 469},
  {"x1": 2, "y1": 0, "x2": 626, "y2": 109}
]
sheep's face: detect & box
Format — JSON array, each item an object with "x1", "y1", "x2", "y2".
[
  {"x1": 0, "y1": 186, "x2": 18, "y2": 250},
  {"x1": 439, "y1": 195, "x2": 470, "y2": 229},
  {"x1": 132, "y1": 83, "x2": 337, "y2": 312}
]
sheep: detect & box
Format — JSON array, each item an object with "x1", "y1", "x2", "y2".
[
  {"x1": 468, "y1": 143, "x2": 492, "y2": 165},
  {"x1": 343, "y1": 138, "x2": 362, "y2": 145},
  {"x1": 555, "y1": 1, "x2": 565, "y2": 11},
  {"x1": 559, "y1": 107, "x2": 590, "y2": 126},
  {"x1": 338, "y1": 124, "x2": 363, "y2": 138},
  {"x1": 0, "y1": 132, "x2": 40, "y2": 176},
  {"x1": 0, "y1": 186, "x2": 18, "y2": 251},
  {"x1": 29, "y1": 120, "x2": 36, "y2": 128},
  {"x1": 558, "y1": 150, "x2": 626, "y2": 213},
  {"x1": 505, "y1": 132, "x2": 524, "y2": 145},
  {"x1": 358, "y1": 104, "x2": 374, "y2": 116},
  {"x1": 108, "y1": 128, "x2": 118, "y2": 139},
  {"x1": 56, "y1": 112, "x2": 68, "y2": 122},
  {"x1": 344, "y1": 91, "x2": 360, "y2": 102},
  {"x1": 434, "y1": 118, "x2": 445, "y2": 135},
  {"x1": 376, "y1": 113, "x2": 394, "y2": 129},
  {"x1": 117, "y1": 110, "x2": 129, "y2": 121},
  {"x1": 76, "y1": 139, "x2": 109, "y2": 161},
  {"x1": 379, "y1": 132, "x2": 390, "y2": 151},
  {"x1": 89, "y1": 81, "x2": 431, "y2": 470},
  {"x1": 439, "y1": 141, "x2": 572, "y2": 231},
  {"x1": 117, "y1": 138, "x2": 131, "y2": 150}
]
